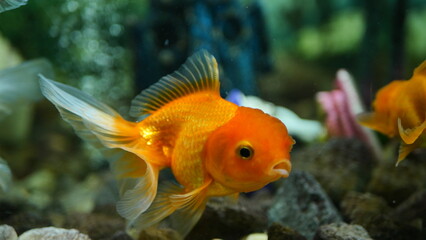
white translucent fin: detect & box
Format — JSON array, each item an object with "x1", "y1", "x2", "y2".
[
  {"x1": 130, "y1": 50, "x2": 220, "y2": 118},
  {"x1": 109, "y1": 151, "x2": 147, "y2": 180},
  {"x1": 398, "y1": 117, "x2": 426, "y2": 145},
  {"x1": 0, "y1": 0, "x2": 27, "y2": 13},
  {"x1": 0, "y1": 59, "x2": 53, "y2": 104},
  {"x1": 0, "y1": 158, "x2": 12, "y2": 193},
  {"x1": 39, "y1": 76, "x2": 158, "y2": 221},
  {"x1": 128, "y1": 180, "x2": 211, "y2": 238},
  {"x1": 116, "y1": 163, "x2": 158, "y2": 221},
  {"x1": 39, "y1": 76, "x2": 139, "y2": 148},
  {"x1": 128, "y1": 182, "x2": 183, "y2": 232},
  {"x1": 169, "y1": 192, "x2": 208, "y2": 237}
]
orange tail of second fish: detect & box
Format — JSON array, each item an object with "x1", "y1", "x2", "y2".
[{"x1": 39, "y1": 77, "x2": 160, "y2": 222}]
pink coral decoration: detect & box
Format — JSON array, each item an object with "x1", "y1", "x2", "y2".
[{"x1": 316, "y1": 70, "x2": 382, "y2": 158}]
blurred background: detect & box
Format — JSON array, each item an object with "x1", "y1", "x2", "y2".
[
  {"x1": 1, "y1": 0, "x2": 426, "y2": 113},
  {"x1": 0, "y1": 0, "x2": 426, "y2": 238}
]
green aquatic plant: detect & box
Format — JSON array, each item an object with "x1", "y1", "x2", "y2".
[
  {"x1": 48, "y1": 0, "x2": 133, "y2": 109},
  {"x1": 0, "y1": 157, "x2": 12, "y2": 192}
]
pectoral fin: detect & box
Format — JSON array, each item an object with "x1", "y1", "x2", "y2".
[
  {"x1": 169, "y1": 189, "x2": 209, "y2": 237},
  {"x1": 394, "y1": 117, "x2": 425, "y2": 165},
  {"x1": 128, "y1": 180, "x2": 211, "y2": 238},
  {"x1": 398, "y1": 118, "x2": 426, "y2": 144},
  {"x1": 397, "y1": 142, "x2": 420, "y2": 166},
  {"x1": 357, "y1": 112, "x2": 393, "y2": 136},
  {"x1": 116, "y1": 160, "x2": 159, "y2": 221}
]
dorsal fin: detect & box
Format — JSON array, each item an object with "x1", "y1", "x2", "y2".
[{"x1": 130, "y1": 50, "x2": 220, "y2": 118}]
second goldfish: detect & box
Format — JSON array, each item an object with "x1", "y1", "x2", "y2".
[{"x1": 358, "y1": 60, "x2": 426, "y2": 165}]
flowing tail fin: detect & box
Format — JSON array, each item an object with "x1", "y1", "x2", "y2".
[{"x1": 39, "y1": 76, "x2": 159, "y2": 221}]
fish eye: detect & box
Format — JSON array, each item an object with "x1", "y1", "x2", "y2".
[{"x1": 237, "y1": 145, "x2": 254, "y2": 160}]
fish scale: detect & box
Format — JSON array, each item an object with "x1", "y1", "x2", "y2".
[{"x1": 141, "y1": 91, "x2": 238, "y2": 190}]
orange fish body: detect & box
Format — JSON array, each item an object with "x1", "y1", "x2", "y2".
[
  {"x1": 40, "y1": 50, "x2": 294, "y2": 237},
  {"x1": 137, "y1": 92, "x2": 237, "y2": 189},
  {"x1": 358, "y1": 60, "x2": 426, "y2": 164}
]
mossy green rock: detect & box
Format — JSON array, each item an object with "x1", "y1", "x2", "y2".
[
  {"x1": 267, "y1": 223, "x2": 307, "y2": 240},
  {"x1": 367, "y1": 152, "x2": 426, "y2": 206},
  {"x1": 292, "y1": 138, "x2": 375, "y2": 204},
  {"x1": 340, "y1": 192, "x2": 423, "y2": 240}
]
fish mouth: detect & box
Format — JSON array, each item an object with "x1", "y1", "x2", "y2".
[{"x1": 270, "y1": 159, "x2": 292, "y2": 178}]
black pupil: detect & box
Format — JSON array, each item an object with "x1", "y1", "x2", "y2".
[{"x1": 240, "y1": 147, "x2": 252, "y2": 159}]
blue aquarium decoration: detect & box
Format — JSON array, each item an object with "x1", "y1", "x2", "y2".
[{"x1": 132, "y1": 0, "x2": 271, "y2": 95}]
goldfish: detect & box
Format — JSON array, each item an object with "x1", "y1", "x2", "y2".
[
  {"x1": 0, "y1": 0, "x2": 27, "y2": 13},
  {"x1": 40, "y1": 50, "x2": 294, "y2": 237},
  {"x1": 358, "y1": 60, "x2": 426, "y2": 165}
]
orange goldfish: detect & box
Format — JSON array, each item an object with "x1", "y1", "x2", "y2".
[
  {"x1": 40, "y1": 50, "x2": 294, "y2": 237},
  {"x1": 358, "y1": 60, "x2": 426, "y2": 165}
]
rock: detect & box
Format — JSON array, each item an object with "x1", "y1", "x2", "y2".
[
  {"x1": 243, "y1": 233, "x2": 268, "y2": 240},
  {"x1": 187, "y1": 195, "x2": 268, "y2": 240},
  {"x1": 0, "y1": 224, "x2": 18, "y2": 240},
  {"x1": 314, "y1": 222, "x2": 372, "y2": 240},
  {"x1": 268, "y1": 171, "x2": 342, "y2": 240},
  {"x1": 63, "y1": 213, "x2": 125, "y2": 240},
  {"x1": 388, "y1": 189, "x2": 426, "y2": 240},
  {"x1": 292, "y1": 138, "x2": 375, "y2": 203},
  {"x1": 367, "y1": 153, "x2": 426, "y2": 206},
  {"x1": 340, "y1": 191, "x2": 391, "y2": 224},
  {"x1": 267, "y1": 223, "x2": 307, "y2": 240},
  {"x1": 110, "y1": 231, "x2": 133, "y2": 240},
  {"x1": 138, "y1": 228, "x2": 181, "y2": 240},
  {"x1": 340, "y1": 192, "x2": 423, "y2": 240},
  {"x1": 0, "y1": 200, "x2": 21, "y2": 220},
  {"x1": 4, "y1": 211, "x2": 52, "y2": 235},
  {"x1": 389, "y1": 188, "x2": 426, "y2": 222},
  {"x1": 110, "y1": 231, "x2": 134, "y2": 240},
  {"x1": 18, "y1": 227, "x2": 91, "y2": 240}
]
